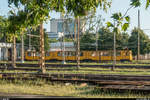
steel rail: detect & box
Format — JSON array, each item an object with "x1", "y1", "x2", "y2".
[{"x1": 0, "y1": 63, "x2": 150, "y2": 69}]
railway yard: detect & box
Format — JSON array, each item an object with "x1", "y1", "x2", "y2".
[
  {"x1": 2, "y1": 0, "x2": 150, "y2": 98},
  {"x1": 0, "y1": 61, "x2": 150, "y2": 98}
]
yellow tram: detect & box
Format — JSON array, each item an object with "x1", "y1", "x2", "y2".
[{"x1": 25, "y1": 50, "x2": 133, "y2": 62}]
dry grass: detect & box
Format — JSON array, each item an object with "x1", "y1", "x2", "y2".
[{"x1": 0, "y1": 79, "x2": 149, "y2": 98}]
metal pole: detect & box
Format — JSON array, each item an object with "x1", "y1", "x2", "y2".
[
  {"x1": 137, "y1": 9, "x2": 140, "y2": 60},
  {"x1": 29, "y1": 33, "x2": 31, "y2": 50},
  {"x1": 21, "y1": 33, "x2": 24, "y2": 63},
  {"x1": 74, "y1": 19, "x2": 77, "y2": 41},
  {"x1": 96, "y1": 31, "x2": 98, "y2": 52},
  {"x1": 62, "y1": 33, "x2": 66, "y2": 64},
  {"x1": 77, "y1": 16, "x2": 80, "y2": 69},
  {"x1": 96, "y1": 28, "x2": 99, "y2": 63},
  {"x1": 95, "y1": 16, "x2": 99, "y2": 62},
  {"x1": 60, "y1": 33, "x2": 63, "y2": 61},
  {"x1": 62, "y1": 17, "x2": 66, "y2": 64},
  {"x1": 112, "y1": 21, "x2": 116, "y2": 71},
  {"x1": 4, "y1": 31, "x2": 8, "y2": 61}
]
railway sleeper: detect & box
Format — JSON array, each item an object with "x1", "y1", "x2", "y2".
[{"x1": 98, "y1": 85, "x2": 150, "y2": 91}]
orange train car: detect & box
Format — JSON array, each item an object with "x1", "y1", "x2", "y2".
[{"x1": 25, "y1": 50, "x2": 133, "y2": 62}]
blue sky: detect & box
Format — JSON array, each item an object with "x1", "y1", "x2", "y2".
[{"x1": 1, "y1": 0, "x2": 150, "y2": 36}]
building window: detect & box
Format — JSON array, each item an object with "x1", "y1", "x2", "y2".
[{"x1": 57, "y1": 22, "x2": 63, "y2": 32}]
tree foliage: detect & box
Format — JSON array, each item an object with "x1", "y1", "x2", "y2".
[
  {"x1": 8, "y1": 0, "x2": 63, "y2": 26},
  {"x1": 7, "y1": 0, "x2": 112, "y2": 50},
  {"x1": 98, "y1": 27, "x2": 129, "y2": 50},
  {"x1": 128, "y1": 28, "x2": 150, "y2": 55},
  {"x1": 106, "y1": 12, "x2": 130, "y2": 34},
  {"x1": 80, "y1": 32, "x2": 96, "y2": 51},
  {"x1": 0, "y1": 16, "x2": 9, "y2": 42},
  {"x1": 130, "y1": 0, "x2": 150, "y2": 8},
  {"x1": 65, "y1": 0, "x2": 111, "y2": 17},
  {"x1": 80, "y1": 27, "x2": 129, "y2": 51}
]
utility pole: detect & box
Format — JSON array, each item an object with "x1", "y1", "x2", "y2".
[
  {"x1": 12, "y1": 36, "x2": 16, "y2": 68},
  {"x1": 77, "y1": 16, "x2": 80, "y2": 69},
  {"x1": 74, "y1": 19, "x2": 77, "y2": 41},
  {"x1": 39, "y1": 23, "x2": 46, "y2": 73},
  {"x1": 112, "y1": 21, "x2": 116, "y2": 71},
  {"x1": 96, "y1": 25, "x2": 99, "y2": 63},
  {"x1": 28, "y1": 30, "x2": 31, "y2": 50},
  {"x1": 137, "y1": 9, "x2": 140, "y2": 60},
  {"x1": 29, "y1": 35, "x2": 31, "y2": 50},
  {"x1": 61, "y1": 14, "x2": 66, "y2": 64},
  {"x1": 62, "y1": 32, "x2": 66, "y2": 64},
  {"x1": 96, "y1": 31, "x2": 98, "y2": 52},
  {"x1": 21, "y1": 33, "x2": 24, "y2": 63}
]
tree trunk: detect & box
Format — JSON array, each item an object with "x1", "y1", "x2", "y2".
[
  {"x1": 12, "y1": 36, "x2": 16, "y2": 68},
  {"x1": 39, "y1": 23, "x2": 46, "y2": 73}
]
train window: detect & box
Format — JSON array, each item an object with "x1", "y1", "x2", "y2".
[
  {"x1": 100, "y1": 52, "x2": 103, "y2": 56},
  {"x1": 102, "y1": 52, "x2": 110, "y2": 56},
  {"x1": 36, "y1": 52, "x2": 40, "y2": 56},
  {"x1": 80, "y1": 52, "x2": 83, "y2": 56},
  {"x1": 122, "y1": 51, "x2": 129, "y2": 56},
  {"x1": 126, "y1": 51, "x2": 129, "y2": 56},
  {"x1": 65, "y1": 52, "x2": 68, "y2": 56},
  {"x1": 92, "y1": 52, "x2": 96, "y2": 56},
  {"x1": 27, "y1": 52, "x2": 31, "y2": 56},
  {"x1": 69, "y1": 52, "x2": 72, "y2": 56},
  {"x1": 33, "y1": 52, "x2": 36, "y2": 56},
  {"x1": 45, "y1": 52, "x2": 50, "y2": 56},
  {"x1": 57, "y1": 52, "x2": 62, "y2": 56},
  {"x1": 67, "y1": 52, "x2": 71, "y2": 56}
]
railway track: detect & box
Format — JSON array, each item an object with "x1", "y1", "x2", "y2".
[
  {"x1": 1, "y1": 67, "x2": 149, "y2": 73},
  {"x1": 1, "y1": 73, "x2": 150, "y2": 91},
  {"x1": 2, "y1": 72, "x2": 150, "y2": 81},
  {"x1": 0, "y1": 62, "x2": 150, "y2": 92},
  {"x1": 0, "y1": 63, "x2": 150, "y2": 69}
]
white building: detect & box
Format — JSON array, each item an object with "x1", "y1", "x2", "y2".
[
  {"x1": 47, "y1": 18, "x2": 86, "y2": 51},
  {"x1": 0, "y1": 43, "x2": 22, "y2": 61},
  {"x1": 0, "y1": 43, "x2": 12, "y2": 60},
  {"x1": 50, "y1": 18, "x2": 64, "y2": 33},
  {"x1": 47, "y1": 32, "x2": 59, "y2": 39},
  {"x1": 48, "y1": 18, "x2": 86, "y2": 39},
  {"x1": 50, "y1": 42, "x2": 75, "y2": 51}
]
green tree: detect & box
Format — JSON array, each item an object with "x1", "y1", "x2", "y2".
[
  {"x1": 98, "y1": 27, "x2": 113, "y2": 50},
  {"x1": 98, "y1": 27, "x2": 129, "y2": 50},
  {"x1": 7, "y1": 9, "x2": 28, "y2": 68},
  {"x1": 128, "y1": 28, "x2": 150, "y2": 56},
  {"x1": 8, "y1": 0, "x2": 66, "y2": 73},
  {"x1": 65, "y1": 0, "x2": 111, "y2": 69},
  {"x1": 49, "y1": 38, "x2": 58, "y2": 43},
  {"x1": 80, "y1": 32, "x2": 96, "y2": 51},
  {"x1": 0, "y1": 16, "x2": 8, "y2": 42},
  {"x1": 8, "y1": 0, "x2": 112, "y2": 73}
]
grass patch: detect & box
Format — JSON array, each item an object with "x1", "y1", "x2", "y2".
[
  {"x1": 1, "y1": 60, "x2": 150, "y2": 66},
  {"x1": 0, "y1": 79, "x2": 150, "y2": 98},
  {"x1": 0, "y1": 67, "x2": 150, "y2": 75}
]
